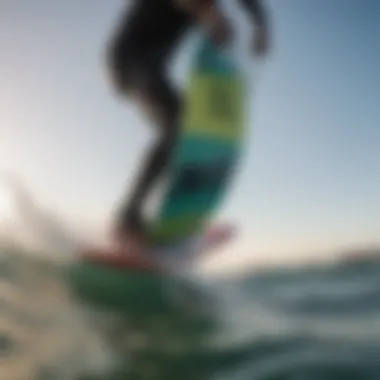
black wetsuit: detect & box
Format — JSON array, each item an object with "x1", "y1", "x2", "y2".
[
  {"x1": 109, "y1": 0, "x2": 266, "y2": 89},
  {"x1": 109, "y1": 0, "x2": 193, "y2": 89},
  {"x1": 107, "y1": 0, "x2": 267, "y2": 234}
]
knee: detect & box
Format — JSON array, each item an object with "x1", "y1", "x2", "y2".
[
  {"x1": 152, "y1": 85, "x2": 182, "y2": 126},
  {"x1": 157, "y1": 128, "x2": 178, "y2": 157},
  {"x1": 105, "y1": 37, "x2": 137, "y2": 94}
]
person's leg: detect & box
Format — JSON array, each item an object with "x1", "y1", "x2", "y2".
[
  {"x1": 108, "y1": 42, "x2": 182, "y2": 243},
  {"x1": 116, "y1": 67, "x2": 181, "y2": 236},
  {"x1": 105, "y1": 1, "x2": 193, "y2": 248}
]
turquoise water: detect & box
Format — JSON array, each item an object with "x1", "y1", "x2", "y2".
[{"x1": 1, "y1": 247, "x2": 380, "y2": 380}]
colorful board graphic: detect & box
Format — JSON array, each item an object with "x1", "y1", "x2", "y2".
[{"x1": 149, "y1": 36, "x2": 246, "y2": 244}]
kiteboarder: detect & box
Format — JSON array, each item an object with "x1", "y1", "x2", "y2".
[{"x1": 107, "y1": 0, "x2": 271, "y2": 253}]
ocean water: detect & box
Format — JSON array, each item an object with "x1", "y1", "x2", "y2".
[{"x1": 1, "y1": 247, "x2": 380, "y2": 380}]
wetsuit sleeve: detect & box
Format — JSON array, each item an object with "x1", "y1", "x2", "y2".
[{"x1": 238, "y1": 0, "x2": 268, "y2": 27}]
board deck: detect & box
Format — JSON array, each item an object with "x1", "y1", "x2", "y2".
[
  {"x1": 79, "y1": 223, "x2": 235, "y2": 273},
  {"x1": 80, "y1": 249, "x2": 157, "y2": 272},
  {"x1": 148, "y1": 36, "x2": 245, "y2": 245}
]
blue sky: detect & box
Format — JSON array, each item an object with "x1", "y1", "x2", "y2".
[{"x1": 0, "y1": 1, "x2": 379, "y2": 266}]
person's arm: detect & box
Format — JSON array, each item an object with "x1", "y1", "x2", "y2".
[
  {"x1": 238, "y1": 0, "x2": 268, "y2": 28},
  {"x1": 239, "y1": 0, "x2": 270, "y2": 56},
  {"x1": 173, "y1": 0, "x2": 232, "y2": 46},
  {"x1": 192, "y1": 1, "x2": 234, "y2": 46}
]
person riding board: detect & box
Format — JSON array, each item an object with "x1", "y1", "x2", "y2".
[{"x1": 107, "y1": 0, "x2": 271, "y2": 253}]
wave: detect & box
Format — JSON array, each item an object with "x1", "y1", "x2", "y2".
[{"x1": 1, "y1": 175, "x2": 380, "y2": 379}]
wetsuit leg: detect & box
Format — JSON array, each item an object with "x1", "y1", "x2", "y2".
[
  {"x1": 107, "y1": 2, "x2": 191, "y2": 233},
  {"x1": 118, "y1": 66, "x2": 181, "y2": 233}
]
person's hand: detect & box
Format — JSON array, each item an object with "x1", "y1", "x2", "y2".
[
  {"x1": 209, "y1": 12, "x2": 233, "y2": 47},
  {"x1": 252, "y1": 25, "x2": 270, "y2": 58},
  {"x1": 198, "y1": 6, "x2": 233, "y2": 47}
]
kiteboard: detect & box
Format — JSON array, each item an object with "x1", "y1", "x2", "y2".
[
  {"x1": 67, "y1": 34, "x2": 246, "y2": 311},
  {"x1": 149, "y1": 35, "x2": 245, "y2": 245},
  {"x1": 68, "y1": 223, "x2": 235, "y2": 313}
]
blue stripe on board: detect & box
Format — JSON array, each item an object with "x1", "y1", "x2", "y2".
[
  {"x1": 160, "y1": 184, "x2": 227, "y2": 219},
  {"x1": 174, "y1": 135, "x2": 239, "y2": 164}
]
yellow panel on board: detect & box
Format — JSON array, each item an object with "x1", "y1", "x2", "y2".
[{"x1": 184, "y1": 74, "x2": 245, "y2": 141}]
